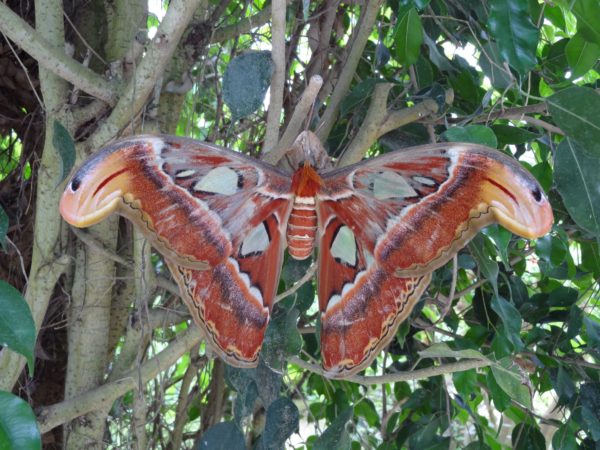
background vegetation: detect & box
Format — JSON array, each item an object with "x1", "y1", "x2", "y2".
[{"x1": 0, "y1": 0, "x2": 599, "y2": 448}]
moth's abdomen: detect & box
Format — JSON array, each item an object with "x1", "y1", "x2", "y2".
[{"x1": 287, "y1": 199, "x2": 317, "y2": 260}]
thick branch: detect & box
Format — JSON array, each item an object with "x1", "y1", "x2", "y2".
[
  {"x1": 0, "y1": 2, "x2": 116, "y2": 103},
  {"x1": 288, "y1": 356, "x2": 491, "y2": 385},
  {"x1": 262, "y1": 75, "x2": 324, "y2": 164},
  {"x1": 339, "y1": 83, "x2": 449, "y2": 166},
  {"x1": 37, "y1": 326, "x2": 203, "y2": 433},
  {"x1": 263, "y1": 0, "x2": 287, "y2": 151},
  {"x1": 316, "y1": 0, "x2": 384, "y2": 142},
  {"x1": 90, "y1": 0, "x2": 203, "y2": 148}
]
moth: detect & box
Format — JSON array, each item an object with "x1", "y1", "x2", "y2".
[{"x1": 59, "y1": 131, "x2": 553, "y2": 378}]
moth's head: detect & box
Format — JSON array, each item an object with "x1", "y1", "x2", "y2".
[
  {"x1": 60, "y1": 143, "x2": 135, "y2": 228},
  {"x1": 482, "y1": 160, "x2": 553, "y2": 239}
]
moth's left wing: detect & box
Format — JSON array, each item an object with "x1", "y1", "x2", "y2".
[
  {"x1": 319, "y1": 142, "x2": 553, "y2": 277},
  {"x1": 316, "y1": 142, "x2": 553, "y2": 377}
]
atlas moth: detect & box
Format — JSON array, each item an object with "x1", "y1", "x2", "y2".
[{"x1": 59, "y1": 131, "x2": 553, "y2": 378}]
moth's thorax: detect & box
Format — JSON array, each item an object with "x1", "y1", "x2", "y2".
[
  {"x1": 287, "y1": 163, "x2": 321, "y2": 260},
  {"x1": 291, "y1": 162, "x2": 322, "y2": 197}
]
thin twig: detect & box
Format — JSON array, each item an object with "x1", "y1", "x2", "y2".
[
  {"x1": 288, "y1": 356, "x2": 492, "y2": 385},
  {"x1": 274, "y1": 262, "x2": 318, "y2": 303}
]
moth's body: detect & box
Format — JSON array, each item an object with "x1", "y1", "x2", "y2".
[{"x1": 60, "y1": 132, "x2": 553, "y2": 378}]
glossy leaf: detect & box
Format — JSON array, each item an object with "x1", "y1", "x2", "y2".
[
  {"x1": 511, "y1": 423, "x2": 545, "y2": 450},
  {"x1": 261, "y1": 308, "x2": 302, "y2": 371},
  {"x1": 0, "y1": 205, "x2": 7, "y2": 252},
  {"x1": 580, "y1": 383, "x2": 600, "y2": 441},
  {"x1": 419, "y1": 343, "x2": 487, "y2": 360},
  {"x1": 0, "y1": 281, "x2": 35, "y2": 374},
  {"x1": 548, "y1": 87, "x2": 600, "y2": 157},
  {"x1": 469, "y1": 234, "x2": 499, "y2": 296},
  {"x1": 441, "y1": 125, "x2": 497, "y2": 148},
  {"x1": 313, "y1": 407, "x2": 353, "y2": 450},
  {"x1": 487, "y1": 0, "x2": 539, "y2": 75},
  {"x1": 552, "y1": 421, "x2": 578, "y2": 450},
  {"x1": 554, "y1": 138, "x2": 600, "y2": 236},
  {"x1": 565, "y1": 33, "x2": 600, "y2": 78},
  {"x1": 572, "y1": 0, "x2": 600, "y2": 46},
  {"x1": 260, "y1": 397, "x2": 299, "y2": 449},
  {"x1": 479, "y1": 42, "x2": 514, "y2": 89},
  {"x1": 491, "y1": 124, "x2": 540, "y2": 146},
  {"x1": 584, "y1": 316, "x2": 600, "y2": 351},
  {"x1": 196, "y1": 422, "x2": 245, "y2": 450},
  {"x1": 53, "y1": 120, "x2": 75, "y2": 184},
  {"x1": 394, "y1": 7, "x2": 423, "y2": 66},
  {"x1": 491, "y1": 295, "x2": 523, "y2": 351},
  {"x1": 0, "y1": 391, "x2": 41, "y2": 450},
  {"x1": 223, "y1": 51, "x2": 272, "y2": 121},
  {"x1": 491, "y1": 358, "x2": 532, "y2": 409}
]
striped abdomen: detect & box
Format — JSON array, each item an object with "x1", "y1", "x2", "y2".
[{"x1": 287, "y1": 197, "x2": 318, "y2": 260}]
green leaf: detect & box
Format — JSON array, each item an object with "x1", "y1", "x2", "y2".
[
  {"x1": 261, "y1": 308, "x2": 302, "y2": 371},
  {"x1": 548, "y1": 87, "x2": 600, "y2": 157},
  {"x1": 260, "y1": 397, "x2": 299, "y2": 449},
  {"x1": 511, "y1": 423, "x2": 545, "y2": 450},
  {"x1": 0, "y1": 281, "x2": 36, "y2": 375},
  {"x1": 313, "y1": 407, "x2": 353, "y2": 450},
  {"x1": 487, "y1": 0, "x2": 539, "y2": 76},
  {"x1": 469, "y1": 234, "x2": 499, "y2": 296},
  {"x1": 223, "y1": 51, "x2": 273, "y2": 121},
  {"x1": 486, "y1": 369, "x2": 511, "y2": 411},
  {"x1": 479, "y1": 42, "x2": 514, "y2": 89},
  {"x1": 552, "y1": 420, "x2": 578, "y2": 450},
  {"x1": 584, "y1": 316, "x2": 600, "y2": 351},
  {"x1": 565, "y1": 33, "x2": 600, "y2": 79},
  {"x1": 491, "y1": 295, "x2": 523, "y2": 351},
  {"x1": 442, "y1": 125, "x2": 497, "y2": 148},
  {"x1": 0, "y1": 205, "x2": 7, "y2": 252},
  {"x1": 580, "y1": 383, "x2": 600, "y2": 441},
  {"x1": 554, "y1": 366, "x2": 576, "y2": 403},
  {"x1": 491, "y1": 358, "x2": 532, "y2": 409},
  {"x1": 554, "y1": 138, "x2": 600, "y2": 236},
  {"x1": 196, "y1": 422, "x2": 245, "y2": 450},
  {"x1": 572, "y1": 0, "x2": 600, "y2": 46},
  {"x1": 490, "y1": 124, "x2": 540, "y2": 147},
  {"x1": 394, "y1": 7, "x2": 424, "y2": 66},
  {"x1": 418, "y1": 343, "x2": 487, "y2": 360},
  {"x1": 53, "y1": 120, "x2": 75, "y2": 184},
  {"x1": 0, "y1": 391, "x2": 40, "y2": 450},
  {"x1": 339, "y1": 78, "x2": 378, "y2": 119}
]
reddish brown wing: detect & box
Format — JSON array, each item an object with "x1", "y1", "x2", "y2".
[
  {"x1": 60, "y1": 134, "x2": 294, "y2": 367},
  {"x1": 316, "y1": 142, "x2": 553, "y2": 377}
]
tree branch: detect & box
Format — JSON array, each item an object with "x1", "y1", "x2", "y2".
[
  {"x1": 339, "y1": 84, "x2": 450, "y2": 166},
  {"x1": 288, "y1": 356, "x2": 492, "y2": 385},
  {"x1": 90, "y1": 0, "x2": 203, "y2": 148},
  {"x1": 316, "y1": 0, "x2": 383, "y2": 142},
  {"x1": 37, "y1": 326, "x2": 203, "y2": 433},
  {"x1": 262, "y1": 75, "x2": 324, "y2": 164},
  {"x1": 263, "y1": 0, "x2": 287, "y2": 151},
  {"x1": 0, "y1": 2, "x2": 116, "y2": 104}
]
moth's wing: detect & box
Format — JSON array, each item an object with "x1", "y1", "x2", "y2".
[
  {"x1": 60, "y1": 134, "x2": 294, "y2": 367},
  {"x1": 60, "y1": 134, "x2": 293, "y2": 270},
  {"x1": 315, "y1": 142, "x2": 553, "y2": 377},
  {"x1": 316, "y1": 205, "x2": 431, "y2": 377},
  {"x1": 319, "y1": 142, "x2": 553, "y2": 277}
]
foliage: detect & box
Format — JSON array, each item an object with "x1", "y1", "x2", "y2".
[{"x1": 0, "y1": 0, "x2": 599, "y2": 449}]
